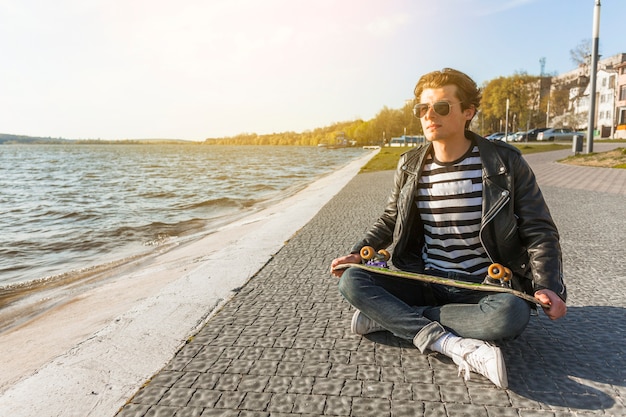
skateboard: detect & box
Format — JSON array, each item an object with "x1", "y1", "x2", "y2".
[{"x1": 333, "y1": 246, "x2": 549, "y2": 308}]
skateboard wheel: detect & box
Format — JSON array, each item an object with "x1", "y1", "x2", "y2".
[
  {"x1": 360, "y1": 246, "x2": 375, "y2": 260},
  {"x1": 378, "y1": 249, "x2": 391, "y2": 261},
  {"x1": 487, "y1": 263, "x2": 505, "y2": 280},
  {"x1": 502, "y1": 267, "x2": 512, "y2": 282}
]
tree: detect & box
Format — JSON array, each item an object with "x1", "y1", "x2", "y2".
[
  {"x1": 570, "y1": 39, "x2": 593, "y2": 68},
  {"x1": 401, "y1": 100, "x2": 423, "y2": 137},
  {"x1": 481, "y1": 73, "x2": 542, "y2": 133},
  {"x1": 369, "y1": 106, "x2": 404, "y2": 143},
  {"x1": 549, "y1": 88, "x2": 570, "y2": 119}
]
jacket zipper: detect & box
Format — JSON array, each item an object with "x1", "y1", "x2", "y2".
[{"x1": 479, "y1": 189, "x2": 510, "y2": 262}]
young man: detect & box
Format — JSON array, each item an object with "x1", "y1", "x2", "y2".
[{"x1": 330, "y1": 68, "x2": 567, "y2": 389}]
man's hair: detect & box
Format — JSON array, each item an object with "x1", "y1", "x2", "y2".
[{"x1": 413, "y1": 68, "x2": 482, "y2": 113}]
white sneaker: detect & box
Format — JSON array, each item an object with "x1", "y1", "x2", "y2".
[
  {"x1": 448, "y1": 338, "x2": 508, "y2": 389},
  {"x1": 350, "y1": 310, "x2": 385, "y2": 335}
]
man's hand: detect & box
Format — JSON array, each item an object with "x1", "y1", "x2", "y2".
[
  {"x1": 330, "y1": 253, "x2": 362, "y2": 278},
  {"x1": 534, "y1": 289, "x2": 567, "y2": 320}
]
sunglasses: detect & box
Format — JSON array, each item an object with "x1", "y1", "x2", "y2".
[{"x1": 413, "y1": 101, "x2": 462, "y2": 118}]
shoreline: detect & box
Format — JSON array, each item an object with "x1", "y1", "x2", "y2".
[
  {"x1": 0, "y1": 153, "x2": 364, "y2": 334},
  {"x1": 1, "y1": 145, "x2": 369, "y2": 290},
  {"x1": 0, "y1": 149, "x2": 378, "y2": 415}
]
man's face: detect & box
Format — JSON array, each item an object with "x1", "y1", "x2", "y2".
[{"x1": 417, "y1": 85, "x2": 473, "y2": 142}]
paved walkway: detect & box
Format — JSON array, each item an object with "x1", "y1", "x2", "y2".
[{"x1": 117, "y1": 144, "x2": 625, "y2": 417}]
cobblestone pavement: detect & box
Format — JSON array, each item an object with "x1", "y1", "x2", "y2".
[{"x1": 117, "y1": 145, "x2": 625, "y2": 417}]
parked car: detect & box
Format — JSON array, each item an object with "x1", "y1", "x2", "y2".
[
  {"x1": 503, "y1": 131, "x2": 525, "y2": 142},
  {"x1": 485, "y1": 132, "x2": 506, "y2": 141},
  {"x1": 517, "y1": 127, "x2": 549, "y2": 141},
  {"x1": 537, "y1": 128, "x2": 583, "y2": 141}
]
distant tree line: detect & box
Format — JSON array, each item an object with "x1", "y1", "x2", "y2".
[
  {"x1": 205, "y1": 71, "x2": 575, "y2": 146},
  {"x1": 0, "y1": 133, "x2": 200, "y2": 145},
  {"x1": 204, "y1": 103, "x2": 423, "y2": 147}
]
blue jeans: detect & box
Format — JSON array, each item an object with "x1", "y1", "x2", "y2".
[{"x1": 338, "y1": 267, "x2": 531, "y2": 352}]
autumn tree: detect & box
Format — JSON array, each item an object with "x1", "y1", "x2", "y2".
[{"x1": 480, "y1": 73, "x2": 543, "y2": 134}]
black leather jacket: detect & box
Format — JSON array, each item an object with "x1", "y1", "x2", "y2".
[{"x1": 351, "y1": 131, "x2": 567, "y2": 302}]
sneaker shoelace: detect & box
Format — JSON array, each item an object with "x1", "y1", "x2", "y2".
[
  {"x1": 454, "y1": 352, "x2": 474, "y2": 382},
  {"x1": 450, "y1": 341, "x2": 487, "y2": 382},
  {"x1": 454, "y1": 344, "x2": 504, "y2": 387}
]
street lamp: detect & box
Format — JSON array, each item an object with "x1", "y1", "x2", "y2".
[{"x1": 586, "y1": 0, "x2": 601, "y2": 153}]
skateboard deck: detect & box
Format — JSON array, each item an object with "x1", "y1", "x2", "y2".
[{"x1": 333, "y1": 263, "x2": 549, "y2": 308}]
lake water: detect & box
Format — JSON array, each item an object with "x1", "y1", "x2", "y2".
[{"x1": 0, "y1": 144, "x2": 368, "y2": 293}]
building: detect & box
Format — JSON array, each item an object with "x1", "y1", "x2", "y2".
[
  {"x1": 596, "y1": 69, "x2": 618, "y2": 137},
  {"x1": 552, "y1": 53, "x2": 626, "y2": 138},
  {"x1": 615, "y1": 61, "x2": 626, "y2": 139}
]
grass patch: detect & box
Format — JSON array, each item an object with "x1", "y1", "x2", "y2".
[
  {"x1": 360, "y1": 147, "x2": 408, "y2": 173},
  {"x1": 559, "y1": 147, "x2": 626, "y2": 169},
  {"x1": 361, "y1": 143, "x2": 570, "y2": 172}
]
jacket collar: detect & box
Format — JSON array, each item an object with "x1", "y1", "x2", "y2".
[{"x1": 470, "y1": 131, "x2": 508, "y2": 178}]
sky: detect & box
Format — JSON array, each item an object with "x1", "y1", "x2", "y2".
[{"x1": 1, "y1": 0, "x2": 625, "y2": 141}]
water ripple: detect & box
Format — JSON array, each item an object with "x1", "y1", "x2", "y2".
[{"x1": 0, "y1": 144, "x2": 367, "y2": 289}]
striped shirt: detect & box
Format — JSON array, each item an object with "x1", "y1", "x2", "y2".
[{"x1": 416, "y1": 144, "x2": 491, "y2": 276}]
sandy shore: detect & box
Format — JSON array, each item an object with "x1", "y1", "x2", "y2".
[{"x1": 0, "y1": 149, "x2": 378, "y2": 417}]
